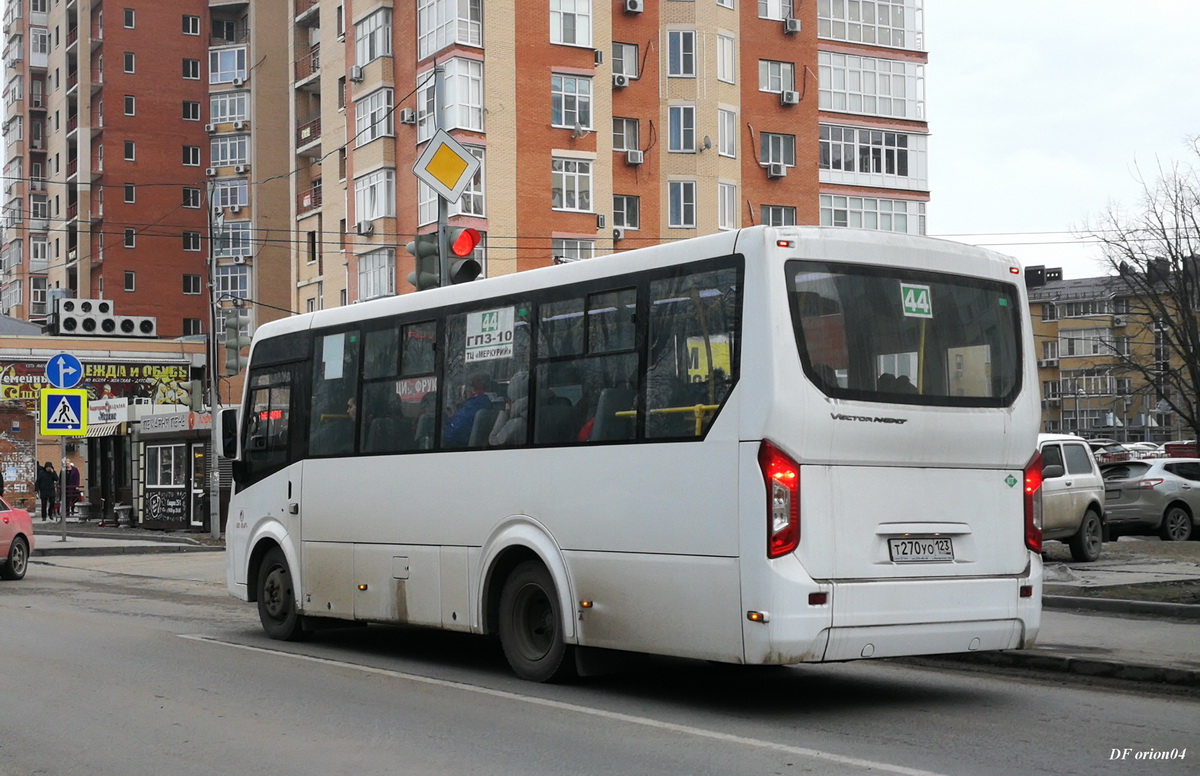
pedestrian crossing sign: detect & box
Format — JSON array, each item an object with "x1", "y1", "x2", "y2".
[{"x1": 39, "y1": 389, "x2": 88, "y2": 436}]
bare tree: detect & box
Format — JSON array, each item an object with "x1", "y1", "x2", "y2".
[{"x1": 1081, "y1": 140, "x2": 1200, "y2": 442}]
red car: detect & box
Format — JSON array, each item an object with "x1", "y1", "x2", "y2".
[{"x1": 0, "y1": 497, "x2": 34, "y2": 580}]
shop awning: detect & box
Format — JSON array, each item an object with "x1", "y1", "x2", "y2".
[{"x1": 85, "y1": 422, "x2": 123, "y2": 437}]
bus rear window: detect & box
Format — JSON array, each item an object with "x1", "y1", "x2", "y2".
[{"x1": 787, "y1": 260, "x2": 1022, "y2": 407}]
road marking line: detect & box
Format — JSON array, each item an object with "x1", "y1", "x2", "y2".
[{"x1": 181, "y1": 634, "x2": 951, "y2": 776}]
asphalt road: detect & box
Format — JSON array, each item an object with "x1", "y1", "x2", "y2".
[{"x1": 1, "y1": 554, "x2": 1195, "y2": 776}]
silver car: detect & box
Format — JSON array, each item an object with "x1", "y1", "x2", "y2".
[
  {"x1": 1038, "y1": 434, "x2": 1106, "y2": 562},
  {"x1": 1099, "y1": 458, "x2": 1200, "y2": 541}
]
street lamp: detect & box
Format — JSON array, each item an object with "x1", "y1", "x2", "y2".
[{"x1": 1075, "y1": 387, "x2": 1087, "y2": 436}]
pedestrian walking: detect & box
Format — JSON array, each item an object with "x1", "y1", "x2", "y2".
[
  {"x1": 35, "y1": 461, "x2": 59, "y2": 521},
  {"x1": 65, "y1": 460, "x2": 81, "y2": 517}
]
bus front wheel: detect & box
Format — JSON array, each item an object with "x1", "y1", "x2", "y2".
[
  {"x1": 257, "y1": 547, "x2": 305, "y2": 641},
  {"x1": 498, "y1": 561, "x2": 576, "y2": 682}
]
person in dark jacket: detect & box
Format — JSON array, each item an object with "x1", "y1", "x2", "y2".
[{"x1": 35, "y1": 461, "x2": 59, "y2": 521}]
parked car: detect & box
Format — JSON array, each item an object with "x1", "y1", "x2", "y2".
[
  {"x1": 0, "y1": 497, "x2": 34, "y2": 580},
  {"x1": 1099, "y1": 458, "x2": 1200, "y2": 541},
  {"x1": 1038, "y1": 434, "x2": 1106, "y2": 562}
]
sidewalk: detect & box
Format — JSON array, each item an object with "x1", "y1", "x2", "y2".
[{"x1": 27, "y1": 522, "x2": 1200, "y2": 688}]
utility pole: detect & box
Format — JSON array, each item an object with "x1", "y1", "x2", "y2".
[
  {"x1": 206, "y1": 183, "x2": 222, "y2": 540},
  {"x1": 434, "y1": 64, "x2": 451, "y2": 287}
]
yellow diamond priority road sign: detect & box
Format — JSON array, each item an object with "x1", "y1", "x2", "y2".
[
  {"x1": 40, "y1": 389, "x2": 89, "y2": 436},
  {"x1": 413, "y1": 129, "x2": 481, "y2": 203}
]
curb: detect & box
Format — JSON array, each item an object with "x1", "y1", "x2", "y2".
[
  {"x1": 1044, "y1": 594, "x2": 1200, "y2": 620},
  {"x1": 33, "y1": 544, "x2": 223, "y2": 558},
  {"x1": 927, "y1": 650, "x2": 1200, "y2": 688}
]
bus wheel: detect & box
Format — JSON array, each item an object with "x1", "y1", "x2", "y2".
[
  {"x1": 258, "y1": 547, "x2": 304, "y2": 641},
  {"x1": 498, "y1": 561, "x2": 576, "y2": 682}
]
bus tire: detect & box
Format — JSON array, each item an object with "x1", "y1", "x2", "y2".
[
  {"x1": 498, "y1": 560, "x2": 576, "y2": 683},
  {"x1": 257, "y1": 547, "x2": 305, "y2": 641}
]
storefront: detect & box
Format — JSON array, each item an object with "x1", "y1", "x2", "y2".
[
  {"x1": 134, "y1": 409, "x2": 212, "y2": 531},
  {"x1": 85, "y1": 398, "x2": 130, "y2": 524}
]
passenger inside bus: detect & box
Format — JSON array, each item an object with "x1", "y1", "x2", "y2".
[{"x1": 444, "y1": 373, "x2": 493, "y2": 447}]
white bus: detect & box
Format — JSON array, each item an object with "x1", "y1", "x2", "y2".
[{"x1": 221, "y1": 226, "x2": 1045, "y2": 682}]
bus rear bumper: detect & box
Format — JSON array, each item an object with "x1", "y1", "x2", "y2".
[{"x1": 822, "y1": 618, "x2": 1025, "y2": 661}]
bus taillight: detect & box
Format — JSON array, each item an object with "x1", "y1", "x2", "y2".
[
  {"x1": 1023, "y1": 451, "x2": 1044, "y2": 553},
  {"x1": 759, "y1": 441, "x2": 800, "y2": 558}
]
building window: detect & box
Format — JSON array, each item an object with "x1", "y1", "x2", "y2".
[
  {"x1": 123, "y1": 52, "x2": 135, "y2": 73},
  {"x1": 818, "y1": 0, "x2": 923, "y2": 50},
  {"x1": 551, "y1": 158, "x2": 592, "y2": 212},
  {"x1": 355, "y1": 88, "x2": 394, "y2": 146},
  {"x1": 718, "y1": 182, "x2": 737, "y2": 230},
  {"x1": 417, "y1": 0, "x2": 483, "y2": 59},
  {"x1": 613, "y1": 42, "x2": 638, "y2": 78},
  {"x1": 182, "y1": 318, "x2": 204, "y2": 336},
  {"x1": 718, "y1": 108, "x2": 736, "y2": 157},
  {"x1": 183, "y1": 231, "x2": 202, "y2": 251},
  {"x1": 819, "y1": 194, "x2": 925, "y2": 234},
  {"x1": 820, "y1": 125, "x2": 928, "y2": 190},
  {"x1": 124, "y1": 270, "x2": 136, "y2": 291},
  {"x1": 818, "y1": 51, "x2": 925, "y2": 120},
  {"x1": 667, "y1": 30, "x2": 696, "y2": 77},
  {"x1": 123, "y1": 95, "x2": 135, "y2": 115},
  {"x1": 123, "y1": 140, "x2": 135, "y2": 161},
  {"x1": 182, "y1": 59, "x2": 200, "y2": 80},
  {"x1": 354, "y1": 169, "x2": 396, "y2": 221},
  {"x1": 358, "y1": 248, "x2": 396, "y2": 301},
  {"x1": 213, "y1": 179, "x2": 248, "y2": 208},
  {"x1": 210, "y1": 91, "x2": 248, "y2": 123},
  {"x1": 613, "y1": 195, "x2": 640, "y2": 230},
  {"x1": 551, "y1": 0, "x2": 592, "y2": 47},
  {"x1": 760, "y1": 205, "x2": 796, "y2": 226},
  {"x1": 123, "y1": 8, "x2": 135, "y2": 28},
  {"x1": 717, "y1": 0, "x2": 734, "y2": 8},
  {"x1": 121, "y1": 183, "x2": 134, "y2": 204},
  {"x1": 551, "y1": 74, "x2": 592, "y2": 130},
  {"x1": 123, "y1": 228, "x2": 135, "y2": 248},
  {"x1": 216, "y1": 264, "x2": 250, "y2": 298},
  {"x1": 182, "y1": 101, "x2": 200, "y2": 121},
  {"x1": 668, "y1": 105, "x2": 695, "y2": 152},
  {"x1": 758, "y1": 59, "x2": 794, "y2": 93},
  {"x1": 214, "y1": 221, "x2": 252, "y2": 258},
  {"x1": 417, "y1": 58, "x2": 484, "y2": 141},
  {"x1": 182, "y1": 15, "x2": 200, "y2": 36},
  {"x1": 552, "y1": 239, "x2": 594, "y2": 262},
  {"x1": 612, "y1": 117, "x2": 639, "y2": 152},
  {"x1": 758, "y1": 0, "x2": 793, "y2": 20},
  {"x1": 183, "y1": 274, "x2": 202, "y2": 294},
  {"x1": 209, "y1": 47, "x2": 247, "y2": 84},
  {"x1": 355, "y1": 8, "x2": 393, "y2": 65},
  {"x1": 717, "y1": 34, "x2": 735, "y2": 83},
  {"x1": 210, "y1": 135, "x2": 248, "y2": 167},
  {"x1": 182, "y1": 145, "x2": 201, "y2": 166},
  {"x1": 669, "y1": 181, "x2": 696, "y2": 228},
  {"x1": 760, "y1": 132, "x2": 795, "y2": 167}
]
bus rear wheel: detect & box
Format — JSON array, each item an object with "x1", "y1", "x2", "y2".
[
  {"x1": 498, "y1": 561, "x2": 576, "y2": 683},
  {"x1": 257, "y1": 547, "x2": 305, "y2": 641}
]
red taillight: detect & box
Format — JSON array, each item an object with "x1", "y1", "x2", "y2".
[
  {"x1": 759, "y1": 441, "x2": 800, "y2": 558},
  {"x1": 1023, "y1": 451, "x2": 1044, "y2": 553},
  {"x1": 1138, "y1": 478, "x2": 1164, "y2": 489}
]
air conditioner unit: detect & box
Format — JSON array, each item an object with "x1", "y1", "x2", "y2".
[
  {"x1": 349, "y1": 65, "x2": 364, "y2": 82},
  {"x1": 233, "y1": 120, "x2": 246, "y2": 130},
  {"x1": 783, "y1": 18, "x2": 802, "y2": 34},
  {"x1": 114, "y1": 315, "x2": 156, "y2": 338},
  {"x1": 780, "y1": 90, "x2": 800, "y2": 106},
  {"x1": 205, "y1": 167, "x2": 217, "y2": 177},
  {"x1": 613, "y1": 227, "x2": 625, "y2": 241},
  {"x1": 624, "y1": 0, "x2": 644, "y2": 13},
  {"x1": 356, "y1": 220, "x2": 374, "y2": 236},
  {"x1": 229, "y1": 204, "x2": 242, "y2": 213},
  {"x1": 766, "y1": 162, "x2": 787, "y2": 178},
  {"x1": 234, "y1": 164, "x2": 249, "y2": 174},
  {"x1": 1113, "y1": 315, "x2": 1127, "y2": 327},
  {"x1": 398, "y1": 108, "x2": 416, "y2": 124},
  {"x1": 613, "y1": 73, "x2": 629, "y2": 89},
  {"x1": 625, "y1": 149, "x2": 644, "y2": 165},
  {"x1": 594, "y1": 49, "x2": 604, "y2": 67},
  {"x1": 232, "y1": 255, "x2": 247, "y2": 265},
  {"x1": 596, "y1": 214, "x2": 606, "y2": 229},
  {"x1": 204, "y1": 123, "x2": 216, "y2": 133},
  {"x1": 232, "y1": 77, "x2": 246, "y2": 87}
]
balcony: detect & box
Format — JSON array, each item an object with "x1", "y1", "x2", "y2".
[
  {"x1": 295, "y1": 0, "x2": 319, "y2": 25},
  {"x1": 295, "y1": 113, "x2": 321, "y2": 155},
  {"x1": 66, "y1": 202, "x2": 78, "y2": 221},
  {"x1": 66, "y1": 26, "x2": 78, "y2": 48},
  {"x1": 297, "y1": 181, "x2": 323, "y2": 214},
  {"x1": 295, "y1": 44, "x2": 320, "y2": 85}
]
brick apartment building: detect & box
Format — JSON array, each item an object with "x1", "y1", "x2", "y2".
[
  {"x1": 291, "y1": 0, "x2": 930, "y2": 314},
  {"x1": 1, "y1": 0, "x2": 292, "y2": 341}
]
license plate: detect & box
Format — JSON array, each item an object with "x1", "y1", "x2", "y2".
[
  {"x1": 1105, "y1": 489, "x2": 1121, "y2": 500},
  {"x1": 889, "y1": 537, "x2": 954, "y2": 562}
]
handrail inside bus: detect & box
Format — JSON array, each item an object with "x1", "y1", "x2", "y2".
[{"x1": 614, "y1": 404, "x2": 720, "y2": 436}]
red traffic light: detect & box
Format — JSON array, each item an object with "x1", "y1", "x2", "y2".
[{"x1": 448, "y1": 227, "x2": 481, "y2": 257}]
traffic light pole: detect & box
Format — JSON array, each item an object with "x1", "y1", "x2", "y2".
[
  {"x1": 206, "y1": 183, "x2": 222, "y2": 540},
  {"x1": 434, "y1": 63, "x2": 451, "y2": 288}
]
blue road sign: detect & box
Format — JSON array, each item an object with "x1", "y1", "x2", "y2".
[{"x1": 47, "y1": 352, "x2": 84, "y2": 389}]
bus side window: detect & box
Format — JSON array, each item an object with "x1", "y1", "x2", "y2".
[{"x1": 309, "y1": 330, "x2": 361, "y2": 457}]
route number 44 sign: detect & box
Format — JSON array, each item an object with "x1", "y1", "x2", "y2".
[{"x1": 900, "y1": 283, "x2": 933, "y2": 319}]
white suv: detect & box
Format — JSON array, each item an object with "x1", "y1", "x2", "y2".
[{"x1": 1037, "y1": 434, "x2": 1106, "y2": 562}]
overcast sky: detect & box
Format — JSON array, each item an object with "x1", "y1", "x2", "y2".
[{"x1": 924, "y1": 0, "x2": 1200, "y2": 279}]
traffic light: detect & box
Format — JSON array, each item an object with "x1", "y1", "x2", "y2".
[
  {"x1": 405, "y1": 232, "x2": 441, "y2": 291},
  {"x1": 445, "y1": 226, "x2": 482, "y2": 285},
  {"x1": 222, "y1": 309, "x2": 251, "y2": 377},
  {"x1": 182, "y1": 380, "x2": 205, "y2": 411}
]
